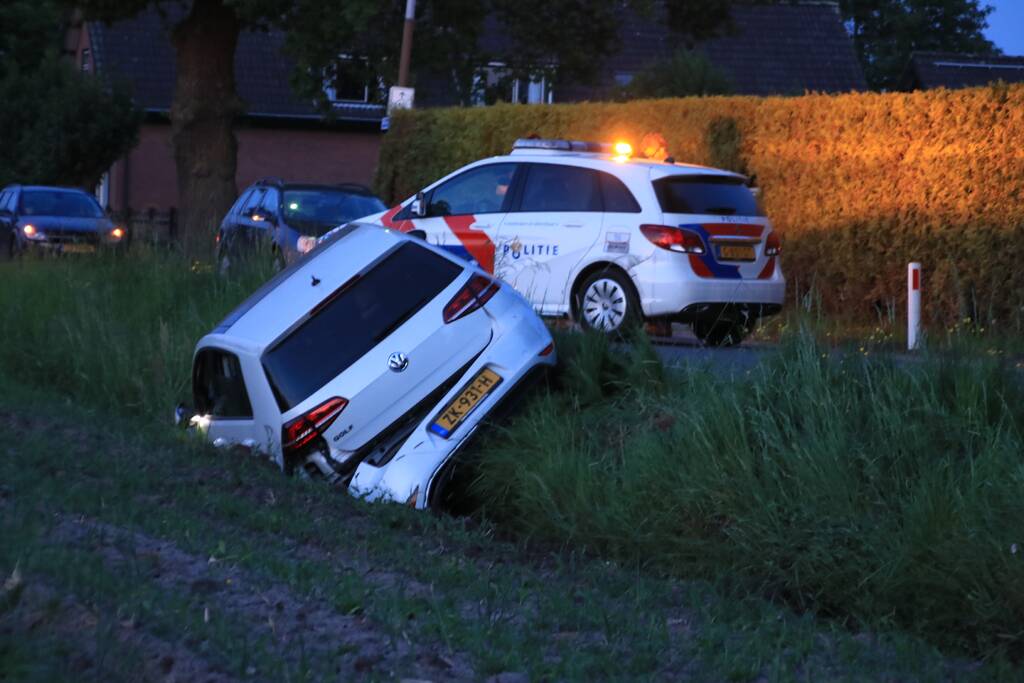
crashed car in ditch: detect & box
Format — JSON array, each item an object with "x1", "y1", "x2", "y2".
[{"x1": 186, "y1": 222, "x2": 556, "y2": 509}]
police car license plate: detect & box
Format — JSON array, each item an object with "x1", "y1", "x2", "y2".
[
  {"x1": 718, "y1": 244, "x2": 755, "y2": 261},
  {"x1": 62, "y1": 244, "x2": 96, "y2": 254},
  {"x1": 429, "y1": 368, "x2": 502, "y2": 438}
]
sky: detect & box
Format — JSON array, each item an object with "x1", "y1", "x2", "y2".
[{"x1": 984, "y1": 0, "x2": 1024, "y2": 55}]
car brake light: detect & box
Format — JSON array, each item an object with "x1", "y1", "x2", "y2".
[
  {"x1": 639, "y1": 224, "x2": 705, "y2": 254},
  {"x1": 443, "y1": 274, "x2": 499, "y2": 323},
  {"x1": 282, "y1": 396, "x2": 348, "y2": 455},
  {"x1": 765, "y1": 231, "x2": 781, "y2": 256}
]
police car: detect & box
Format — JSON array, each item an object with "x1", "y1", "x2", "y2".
[{"x1": 364, "y1": 138, "x2": 784, "y2": 345}]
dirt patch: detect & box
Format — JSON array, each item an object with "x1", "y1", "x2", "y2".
[
  {"x1": 51, "y1": 516, "x2": 476, "y2": 681},
  {"x1": 1, "y1": 579, "x2": 234, "y2": 682}
]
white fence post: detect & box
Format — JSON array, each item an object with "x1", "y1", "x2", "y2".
[{"x1": 908, "y1": 262, "x2": 922, "y2": 351}]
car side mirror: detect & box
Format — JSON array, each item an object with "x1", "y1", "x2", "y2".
[
  {"x1": 408, "y1": 229, "x2": 426, "y2": 240},
  {"x1": 251, "y1": 209, "x2": 277, "y2": 225},
  {"x1": 410, "y1": 191, "x2": 427, "y2": 218}
]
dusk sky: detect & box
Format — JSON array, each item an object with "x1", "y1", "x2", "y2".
[{"x1": 984, "y1": 0, "x2": 1024, "y2": 55}]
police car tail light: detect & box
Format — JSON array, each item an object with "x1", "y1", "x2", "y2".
[
  {"x1": 443, "y1": 274, "x2": 500, "y2": 323},
  {"x1": 765, "y1": 231, "x2": 782, "y2": 256},
  {"x1": 640, "y1": 224, "x2": 706, "y2": 254},
  {"x1": 282, "y1": 396, "x2": 348, "y2": 455}
]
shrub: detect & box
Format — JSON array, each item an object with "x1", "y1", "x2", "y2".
[{"x1": 376, "y1": 85, "x2": 1024, "y2": 327}]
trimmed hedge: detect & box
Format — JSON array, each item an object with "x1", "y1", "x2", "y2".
[{"x1": 376, "y1": 85, "x2": 1024, "y2": 327}]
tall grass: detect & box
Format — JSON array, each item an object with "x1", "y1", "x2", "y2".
[
  {"x1": 470, "y1": 330, "x2": 1024, "y2": 659},
  {"x1": 2, "y1": 252, "x2": 1022, "y2": 660},
  {"x1": 0, "y1": 249, "x2": 269, "y2": 419}
]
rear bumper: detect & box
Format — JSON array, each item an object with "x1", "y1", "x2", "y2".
[
  {"x1": 633, "y1": 251, "x2": 786, "y2": 318},
  {"x1": 348, "y1": 287, "x2": 555, "y2": 509}
]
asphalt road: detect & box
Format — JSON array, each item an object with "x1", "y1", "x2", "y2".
[{"x1": 649, "y1": 330, "x2": 771, "y2": 375}]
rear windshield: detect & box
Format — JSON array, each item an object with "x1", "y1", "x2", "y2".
[
  {"x1": 193, "y1": 348, "x2": 253, "y2": 418},
  {"x1": 20, "y1": 190, "x2": 104, "y2": 218},
  {"x1": 262, "y1": 242, "x2": 463, "y2": 411},
  {"x1": 283, "y1": 188, "x2": 387, "y2": 236},
  {"x1": 653, "y1": 175, "x2": 763, "y2": 217}
]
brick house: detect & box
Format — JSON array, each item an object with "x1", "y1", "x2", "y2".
[
  {"x1": 64, "y1": 9, "x2": 384, "y2": 215},
  {"x1": 419, "y1": 1, "x2": 866, "y2": 107},
  {"x1": 61, "y1": 1, "x2": 864, "y2": 215}
]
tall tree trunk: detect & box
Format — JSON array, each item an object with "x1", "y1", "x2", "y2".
[{"x1": 170, "y1": 0, "x2": 243, "y2": 256}]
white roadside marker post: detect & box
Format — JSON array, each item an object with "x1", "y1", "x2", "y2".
[{"x1": 908, "y1": 262, "x2": 922, "y2": 351}]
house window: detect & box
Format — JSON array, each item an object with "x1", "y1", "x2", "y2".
[
  {"x1": 324, "y1": 79, "x2": 369, "y2": 103},
  {"x1": 614, "y1": 72, "x2": 634, "y2": 87},
  {"x1": 323, "y1": 55, "x2": 372, "y2": 104},
  {"x1": 81, "y1": 48, "x2": 91, "y2": 73},
  {"x1": 473, "y1": 62, "x2": 553, "y2": 106}
]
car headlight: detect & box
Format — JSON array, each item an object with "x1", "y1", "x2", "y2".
[
  {"x1": 297, "y1": 235, "x2": 317, "y2": 254},
  {"x1": 109, "y1": 226, "x2": 126, "y2": 241},
  {"x1": 22, "y1": 224, "x2": 46, "y2": 240}
]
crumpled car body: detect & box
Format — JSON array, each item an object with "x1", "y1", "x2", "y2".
[{"x1": 189, "y1": 222, "x2": 556, "y2": 509}]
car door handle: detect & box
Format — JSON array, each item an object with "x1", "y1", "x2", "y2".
[
  {"x1": 563, "y1": 223, "x2": 584, "y2": 228},
  {"x1": 470, "y1": 223, "x2": 491, "y2": 230}
]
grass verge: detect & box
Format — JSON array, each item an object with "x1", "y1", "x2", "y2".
[
  {"x1": 469, "y1": 330, "x2": 1024, "y2": 660},
  {"x1": 1, "y1": 251, "x2": 1022, "y2": 673}
]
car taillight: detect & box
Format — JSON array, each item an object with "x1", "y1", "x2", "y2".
[
  {"x1": 443, "y1": 274, "x2": 500, "y2": 324},
  {"x1": 639, "y1": 224, "x2": 706, "y2": 254},
  {"x1": 281, "y1": 396, "x2": 348, "y2": 455},
  {"x1": 765, "y1": 231, "x2": 781, "y2": 256}
]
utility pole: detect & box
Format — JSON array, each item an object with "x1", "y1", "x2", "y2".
[{"x1": 397, "y1": 0, "x2": 416, "y2": 87}]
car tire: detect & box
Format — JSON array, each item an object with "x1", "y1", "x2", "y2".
[
  {"x1": 575, "y1": 268, "x2": 641, "y2": 335},
  {"x1": 0, "y1": 234, "x2": 12, "y2": 262},
  {"x1": 216, "y1": 247, "x2": 232, "y2": 276},
  {"x1": 692, "y1": 314, "x2": 751, "y2": 347}
]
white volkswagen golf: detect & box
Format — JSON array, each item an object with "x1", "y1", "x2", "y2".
[
  {"x1": 364, "y1": 138, "x2": 785, "y2": 345},
  {"x1": 189, "y1": 223, "x2": 556, "y2": 509}
]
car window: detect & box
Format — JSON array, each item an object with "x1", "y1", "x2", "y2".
[
  {"x1": 192, "y1": 348, "x2": 253, "y2": 419},
  {"x1": 599, "y1": 173, "x2": 642, "y2": 213},
  {"x1": 229, "y1": 190, "x2": 253, "y2": 216},
  {"x1": 0, "y1": 192, "x2": 9, "y2": 211},
  {"x1": 283, "y1": 188, "x2": 387, "y2": 236},
  {"x1": 519, "y1": 164, "x2": 601, "y2": 212},
  {"x1": 262, "y1": 242, "x2": 463, "y2": 411},
  {"x1": 653, "y1": 175, "x2": 763, "y2": 217},
  {"x1": 241, "y1": 189, "x2": 264, "y2": 214},
  {"x1": 260, "y1": 187, "x2": 280, "y2": 213},
  {"x1": 428, "y1": 164, "x2": 516, "y2": 217},
  {"x1": 19, "y1": 190, "x2": 104, "y2": 218}
]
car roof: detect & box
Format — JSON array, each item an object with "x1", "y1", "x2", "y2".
[
  {"x1": 12, "y1": 185, "x2": 94, "y2": 194},
  {"x1": 500, "y1": 151, "x2": 745, "y2": 180},
  {"x1": 251, "y1": 179, "x2": 379, "y2": 196},
  {"x1": 206, "y1": 223, "x2": 432, "y2": 350}
]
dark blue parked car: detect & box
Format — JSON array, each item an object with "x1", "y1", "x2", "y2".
[
  {"x1": 215, "y1": 179, "x2": 386, "y2": 273},
  {"x1": 0, "y1": 185, "x2": 126, "y2": 258}
]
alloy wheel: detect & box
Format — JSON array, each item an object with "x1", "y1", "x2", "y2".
[{"x1": 582, "y1": 278, "x2": 628, "y2": 332}]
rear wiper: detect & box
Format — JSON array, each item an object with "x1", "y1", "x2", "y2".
[{"x1": 705, "y1": 207, "x2": 737, "y2": 215}]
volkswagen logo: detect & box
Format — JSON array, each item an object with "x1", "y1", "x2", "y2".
[{"x1": 387, "y1": 352, "x2": 409, "y2": 372}]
